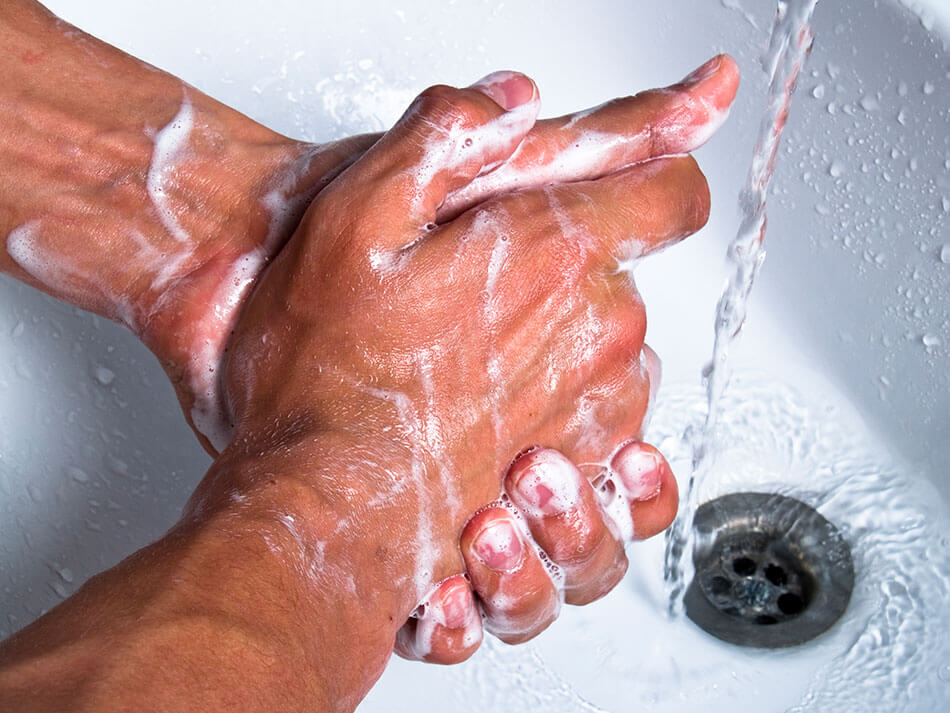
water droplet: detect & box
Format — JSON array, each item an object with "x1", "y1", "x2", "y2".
[
  {"x1": 93, "y1": 366, "x2": 115, "y2": 386},
  {"x1": 896, "y1": 108, "x2": 907, "y2": 125},
  {"x1": 811, "y1": 84, "x2": 826, "y2": 99},
  {"x1": 56, "y1": 567, "x2": 74, "y2": 583},
  {"x1": 922, "y1": 334, "x2": 941, "y2": 348},
  {"x1": 26, "y1": 484, "x2": 43, "y2": 502},
  {"x1": 66, "y1": 466, "x2": 90, "y2": 483},
  {"x1": 941, "y1": 197, "x2": 950, "y2": 214},
  {"x1": 939, "y1": 244, "x2": 950, "y2": 263},
  {"x1": 50, "y1": 581, "x2": 68, "y2": 599},
  {"x1": 897, "y1": 81, "x2": 908, "y2": 97},
  {"x1": 826, "y1": 101, "x2": 837, "y2": 115},
  {"x1": 828, "y1": 161, "x2": 845, "y2": 178},
  {"x1": 107, "y1": 455, "x2": 129, "y2": 477},
  {"x1": 922, "y1": 81, "x2": 935, "y2": 95},
  {"x1": 13, "y1": 358, "x2": 32, "y2": 380},
  {"x1": 859, "y1": 94, "x2": 880, "y2": 111}
]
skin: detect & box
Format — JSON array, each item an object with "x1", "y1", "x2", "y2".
[{"x1": 0, "y1": 0, "x2": 740, "y2": 709}]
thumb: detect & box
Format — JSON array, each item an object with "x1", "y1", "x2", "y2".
[{"x1": 318, "y1": 71, "x2": 540, "y2": 250}]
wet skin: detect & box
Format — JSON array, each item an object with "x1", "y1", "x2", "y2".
[{"x1": 0, "y1": 1, "x2": 739, "y2": 710}]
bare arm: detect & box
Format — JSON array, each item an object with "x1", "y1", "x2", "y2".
[
  {"x1": 0, "y1": 0, "x2": 375, "y2": 452},
  {"x1": 0, "y1": 0, "x2": 738, "y2": 456},
  {"x1": 0, "y1": 2, "x2": 740, "y2": 706},
  {"x1": 0, "y1": 438, "x2": 407, "y2": 713},
  {"x1": 0, "y1": 65, "x2": 719, "y2": 710}
]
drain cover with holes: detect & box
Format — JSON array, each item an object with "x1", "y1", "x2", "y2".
[{"x1": 684, "y1": 492, "x2": 854, "y2": 648}]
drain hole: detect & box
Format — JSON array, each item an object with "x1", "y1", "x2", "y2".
[
  {"x1": 732, "y1": 557, "x2": 756, "y2": 577},
  {"x1": 777, "y1": 592, "x2": 805, "y2": 615},
  {"x1": 709, "y1": 575, "x2": 731, "y2": 595},
  {"x1": 684, "y1": 492, "x2": 855, "y2": 648},
  {"x1": 764, "y1": 564, "x2": 788, "y2": 586}
]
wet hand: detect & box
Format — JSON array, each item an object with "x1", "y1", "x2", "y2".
[
  {"x1": 146, "y1": 54, "x2": 738, "y2": 458},
  {"x1": 203, "y1": 56, "x2": 737, "y2": 664},
  {"x1": 393, "y1": 56, "x2": 739, "y2": 664}
]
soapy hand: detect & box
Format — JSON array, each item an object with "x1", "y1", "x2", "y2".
[
  {"x1": 199, "y1": 57, "x2": 738, "y2": 665},
  {"x1": 0, "y1": 2, "x2": 738, "y2": 672},
  {"x1": 134, "y1": 54, "x2": 739, "y2": 461},
  {"x1": 0, "y1": 3, "x2": 742, "y2": 702}
]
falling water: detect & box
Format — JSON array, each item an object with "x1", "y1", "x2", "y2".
[{"x1": 663, "y1": 0, "x2": 820, "y2": 616}]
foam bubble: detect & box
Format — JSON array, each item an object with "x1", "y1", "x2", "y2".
[{"x1": 146, "y1": 93, "x2": 194, "y2": 244}]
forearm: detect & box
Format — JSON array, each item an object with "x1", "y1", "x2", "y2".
[
  {"x1": 0, "y1": 438, "x2": 412, "y2": 713},
  {"x1": 0, "y1": 0, "x2": 287, "y2": 318},
  {"x1": 0, "y1": 0, "x2": 347, "y2": 450}
]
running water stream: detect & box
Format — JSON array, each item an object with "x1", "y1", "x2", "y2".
[{"x1": 663, "y1": 0, "x2": 820, "y2": 616}]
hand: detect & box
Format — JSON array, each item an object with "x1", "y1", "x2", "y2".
[
  {"x1": 0, "y1": 33, "x2": 738, "y2": 708},
  {"x1": 154, "y1": 54, "x2": 739, "y2": 457},
  {"x1": 192, "y1": 58, "x2": 733, "y2": 682},
  {"x1": 164, "y1": 53, "x2": 738, "y2": 458},
  {"x1": 392, "y1": 56, "x2": 741, "y2": 664},
  {"x1": 0, "y1": 2, "x2": 736, "y2": 467}
]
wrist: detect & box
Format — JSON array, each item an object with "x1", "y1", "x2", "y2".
[
  {"x1": 187, "y1": 427, "x2": 421, "y2": 625},
  {"x1": 171, "y1": 432, "x2": 422, "y2": 708},
  {"x1": 0, "y1": 2, "x2": 317, "y2": 452}
]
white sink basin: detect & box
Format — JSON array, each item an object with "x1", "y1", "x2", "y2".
[{"x1": 2, "y1": 1, "x2": 948, "y2": 710}]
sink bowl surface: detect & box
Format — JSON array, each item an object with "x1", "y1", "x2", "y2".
[{"x1": 1, "y1": 1, "x2": 948, "y2": 711}]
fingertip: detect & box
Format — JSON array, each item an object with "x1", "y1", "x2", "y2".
[
  {"x1": 470, "y1": 70, "x2": 539, "y2": 111},
  {"x1": 504, "y1": 447, "x2": 582, "y2": 519},
  {"x1": 395, "y1": 576, "x2": 484, "y2": 665},
  {"x1": 717, "y1": 53, "x2": 741, "y2": 86},
  {"x1": 460, "y1": 507, "x2": 560, "y2": 645},
  {"x1": 610, "y1": 441, "x2": 666, "y2": 502},
  {"x1": 628, "y1": 459, "x2": 678, "y2": 540},
  {"x1": 608, "y1": 441, "x2": 678, "y2": 540},
  {"x1": 679, "y1": 54, "x2": 740, "y2": 110},
  {"x1": 713, "y1": 54, "x2": 741, "y2": 109},
  {"x1": 504, "y1": 448, "x2": 628, "y2": 606}
]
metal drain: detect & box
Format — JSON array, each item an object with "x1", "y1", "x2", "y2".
[{"x1": 684, "y1": 492, "x2": 854, "y2": 648}]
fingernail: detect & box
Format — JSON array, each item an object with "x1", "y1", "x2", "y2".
[
  {"x1": 470, "y1": 70, "x2": 537, "y2": 110},
  {"x1": 473, "y1": 518, "x2": 524, "y2": 571},
  {"x1": 439, "y1": 580, "x2": 472, "y2": 629},
  {"x1": 510, "y1": 449, "x2": 580, "y2": 517},
  {"x1": 611, "y1": 443, "x2": 663, "y2": 501},
  {"x1": 682, "y1": 56, "x2": 722, "y2": 86}
]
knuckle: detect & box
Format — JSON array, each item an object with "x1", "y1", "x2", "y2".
[
  {"x1": 414, "y1": 84, "x2": 490, "y2": 132},
  {"x1": 550, "y1": 521, "x2": 609, "y2": 568},
  {"x1": 603, "y1": 306, "x2": 646, "y2": 359}
]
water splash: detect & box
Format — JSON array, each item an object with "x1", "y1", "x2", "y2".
[{"x1": 663, "y1": 0, "x2": 819, "y2": 616}]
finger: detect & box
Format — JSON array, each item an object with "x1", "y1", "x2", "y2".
[
  {"x1": 394, "y1": 575, "x2": 483, "y2": 664},
  {"x1": 439, "y1": 54, "x2": 739, "y2": 221},
  {"x1": 538, "y1": 153, "x2": 711, "y2": 270},
  {"x1": 504, "y1": 448, "x2": 628, "y2": 606},
  {"x1": 318, "y1": 71, "x2": 540, "y2": 247},
  {"x1": 597, "y1": 441, "x2": 678, "y2": 541},
  {"x1": 460, "y1": 507, "x2": 560, "y2": 645}
]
